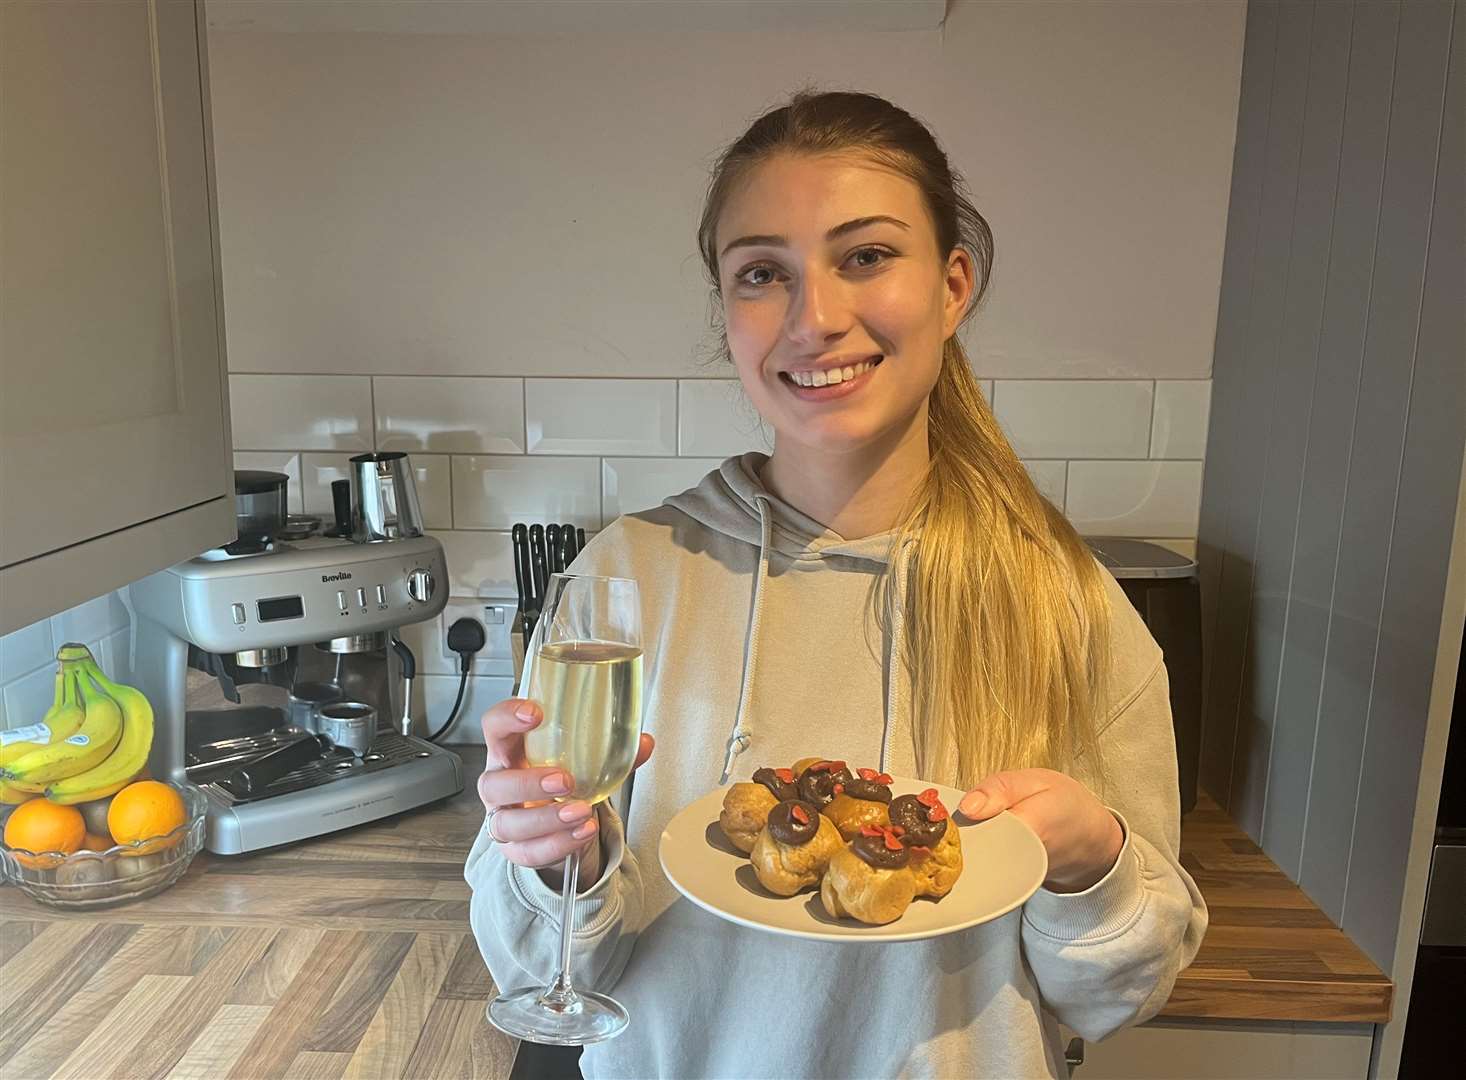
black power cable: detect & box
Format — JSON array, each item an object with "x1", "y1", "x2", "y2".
[{"x1": 428, "y1": 616, "x2": 487, "y2": 743}]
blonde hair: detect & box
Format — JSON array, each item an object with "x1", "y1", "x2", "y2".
[{"x1": 698, "y1": 90, "x2": 1111, "y2": 788}]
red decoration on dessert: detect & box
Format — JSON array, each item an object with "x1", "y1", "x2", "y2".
[
  {"x1": 807, "y1": 759, "x2": 847, "y2": 774},
  {"x1": 860, "y1": 824, "x2": 885, "y2": 838},
  {"x1": 916, "y1": 788, "x2": 940, "y2": 808},
  {"x1": 927, "y1": 804, "x2": 949, "y2": 822},
  {"x1": 833, "y1": 783, "x2": 844, "y2": 795},
  {"x1": 790, "y1": 804, "x2": 810, "y2": 825},
  {"x1": 882, "y1": 828, "x2": 904, "y2": 851},
  {"x1": 774, "y1": 768, "x2": 795, "y2": 783}
]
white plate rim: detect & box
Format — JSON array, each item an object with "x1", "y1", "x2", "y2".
[{"x1": 658, "y1": 778, "x2": 1048, "y2": 944}]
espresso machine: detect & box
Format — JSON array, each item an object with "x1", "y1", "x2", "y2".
[{"x1": 126, "y1": 453, "x2": 464, "y2": 854}]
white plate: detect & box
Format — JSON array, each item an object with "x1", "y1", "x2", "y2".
[{"x1": 658, "y1": 778, "x2": 1048, "y2": 943}]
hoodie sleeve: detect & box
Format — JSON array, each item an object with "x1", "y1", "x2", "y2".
[
  {"x1": 464, "y1": 798, "x2": 645, "y2": 995},
  {"x1": 1020, "y1": 652, "x2": 1209, "y2": 1042}
]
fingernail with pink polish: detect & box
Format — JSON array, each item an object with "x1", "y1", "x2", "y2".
[
  {"x1": 960, "y1": 793, "x2": 988, "y2": 817},
  {"x1": 541, "y1": 772, "x2": 571, "y2": 795},
  {"x1": 558, "y1": 802, "x2": 591, "y2": 823},
  {"x1": 572, "y1": 819, "x2": 596, "y2": 840}
]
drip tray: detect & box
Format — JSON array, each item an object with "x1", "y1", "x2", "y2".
[{"x1": 188, "y1": 731, "x2": 437, "y2": 804}]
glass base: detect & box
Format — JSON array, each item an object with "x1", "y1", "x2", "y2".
[{"x1": 487, "y1": 985, "x2": 629, "y2": 1046}]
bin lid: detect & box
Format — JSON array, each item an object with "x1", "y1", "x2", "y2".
[{"x1": 1084, "y1": 537, "x2": 1196, "y2": 579}]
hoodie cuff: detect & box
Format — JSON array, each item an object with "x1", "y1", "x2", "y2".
[
  {"x1": 1022, "y1": 809, "x2": 1145, "y2": 943},
  {"x1": 505, "y1": 802, "x2": 626, "y2": 935}
]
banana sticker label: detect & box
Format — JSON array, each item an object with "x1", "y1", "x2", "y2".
[
  {"x1": 1, "y1": 722, "x2": 51, "y2": 747},
  {"x1": 65, "y1": 734, "x2": 91, "y2": 746}
]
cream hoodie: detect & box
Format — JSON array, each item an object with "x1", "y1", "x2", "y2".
[{"x1": 466, "y1": 453, "x2": 1207, "y2": 1079}]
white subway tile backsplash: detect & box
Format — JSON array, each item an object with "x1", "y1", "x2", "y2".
[
  {"x1": 414, "y1": 455, "x2": 454, "y2": 531},
  {"x1": 526, "y1": 379, "x2": 676, "y2": 456},
  {"x1": 1066, "y1": 460, "x2": 1204, "y2": 538},
  {"x1": 0, "y1": 617, "x2": 54, "y2": 684},
  {"x1": 994, "y1": 381, "x2": 1153, "y2": 460},
  {"x1": 233, "y1": 452, "x2": 304, "y2": 513},
  {"x1": 229, "y1": 375, "x2": 373, "y2": 451},
  {"x1": 980, "y1": 380, "x2": 994, "y2": 403},
  {"x1": 1021, "y1": 461, "x2": 1067, "y2": 508},
  {"x1": 51, "y1": 592, "x2": 130, "y2": 648},
  {"x1": 97, "y1": 629, "x2": 133, "y2": 682},
  {"x1": 2, "y1": 660, "x2": 63, "y2": 732},
  {"x1": 298, "y1": 453, "x2": 357, "y2": 516},
  {"x1": 375, "y1": 376, "x2": 525, "y2": 454},
  {"x1": 602, "y1": 458, "x2": 720, "y2": 525},
  {"x1": 677, "y1": 381, "x2": 772, "y2": 457},
  {"x1": 431, "y1": 530, "x2": 518, "y2": 597},
  {"x1": 1150, "y1": 380, "x2": 1211, "y2": 459},
  {"x1": 451, "y1": 457, "x2": 601, "y2": 530},
  {"x1": 411, "y1": 673, "x2": 516, "y2": 743}
]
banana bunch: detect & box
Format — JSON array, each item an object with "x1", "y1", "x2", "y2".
[{"x1": 0, "y1": 644, "x2": 155, "y2": 805}]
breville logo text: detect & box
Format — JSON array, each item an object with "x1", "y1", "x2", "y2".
[{"x1": 321, "y1": 572, "x2": 353, "y2": 583}]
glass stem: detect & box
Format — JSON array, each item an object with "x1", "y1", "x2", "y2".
[{"x1": 540, "y1": 849, "x2": 581, "y2": 1010}]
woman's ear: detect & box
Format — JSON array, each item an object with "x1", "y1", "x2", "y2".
[{"x1": 942, "y1": 248, "x2": 976, "y2": 337}]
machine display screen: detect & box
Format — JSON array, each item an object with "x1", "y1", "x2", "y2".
[{"x1": 256, "y1": 595, "x2": 304, "y2": 622}]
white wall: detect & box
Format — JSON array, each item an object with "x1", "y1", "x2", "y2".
[
  {"x1": 206, "y1": 0, "x2": 1244, "y2": 735},
  {"x1": 0, "y1": 594, "x2": 131, "y2": 732}
]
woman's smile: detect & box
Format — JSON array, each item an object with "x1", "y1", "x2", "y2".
[{"x1": 777, "y1": 355, "x2": 884, "y2": 400}]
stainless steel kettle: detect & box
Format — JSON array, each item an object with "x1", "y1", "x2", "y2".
[{"x1": 349, "y1": 452, "x2": 425, "y2": 542}]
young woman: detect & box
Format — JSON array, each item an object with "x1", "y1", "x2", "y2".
[{"x1": 467, "y1": 90, "x2": 1206, "y2": 1079}]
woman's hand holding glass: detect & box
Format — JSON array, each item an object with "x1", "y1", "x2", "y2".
[
  {"x1": 478, "y1": 696, "x2": 655, "y2": 882},
  {"x1": 959, "y1": 769, "x2": 1124, "y2": 893}
]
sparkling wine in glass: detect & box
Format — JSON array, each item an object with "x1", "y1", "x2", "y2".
[{"x1": 488, "y1": 573, "x2": 643, "y2": 1045}]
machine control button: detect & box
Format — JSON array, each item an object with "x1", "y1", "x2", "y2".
[
  {"x1": 355, "y1": 587, "x2": 367, "y2": 608},
  {"x1": 375, "y1": 584, "x2": 387, "y2": 605},
  {"x1": 231, "y1": 603, "x2": 246, "y2": 625},
  {"x1": 337, "y1": 590, "x2": 348, "y2": 613},
  {"x1": 407, "y1": 568, "x2": 435, "y2": 603}
]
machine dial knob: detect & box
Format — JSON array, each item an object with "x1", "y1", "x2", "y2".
[{"x1": 407, "y1": 568, "x2": 435, "y2": 603}]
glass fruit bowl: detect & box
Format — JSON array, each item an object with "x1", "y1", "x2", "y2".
[{"x1": 0, "y1": 782, "x2": 207, "y2": 909}]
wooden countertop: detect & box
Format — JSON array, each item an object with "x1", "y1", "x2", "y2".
[{"x1": 0, "y1": 754, "x2": 1390, "y2": 1079}]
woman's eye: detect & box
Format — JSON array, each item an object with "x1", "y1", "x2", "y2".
[
  {"x1": 849, "y1": 247, "x2": 891, "y2": 270},
  {"x1": 739, "y1": 265, "x2": 777, "y2": 287}
]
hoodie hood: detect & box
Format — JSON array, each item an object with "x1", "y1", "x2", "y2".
[{"x1": 665, "y1": 452, "x2": 898, "y2": 566}]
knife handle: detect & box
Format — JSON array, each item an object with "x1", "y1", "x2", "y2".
[
  {"x1": 529, "y1": 524, "x2": 548, "y2": 612},
  {"x1": 547, "y1": 524, "x2": 563, "y2": 574}
]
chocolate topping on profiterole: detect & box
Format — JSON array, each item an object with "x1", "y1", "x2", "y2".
[
  {"x1": 767, "y1": 800, "x2": 822, "y2": 845},
  {"x1": 752, "y1": 766, "x2": 799, "y2": 802},
  {"x1": 888, "y1": 790, "x2": 949, "y2": 847},
  {"x1": 852, "y1": 825, "x2": 911, "y2": 870},
  {"x1": 797, "y1": 760, "x2": 854, "y2": 807},
  {"x1": 843, "y1": 767, "x2": 894, "y2": 804}
]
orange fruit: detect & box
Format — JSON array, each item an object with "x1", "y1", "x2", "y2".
[
  {"x1": 4, "y1": 798, "x2": 86, "y2": 864},
  {"x1": 108, "y1": 781, "x2": 186, "y2": 854},
  {"x1": 82, "y1": 832, "x2": 113, "y2": 852}
]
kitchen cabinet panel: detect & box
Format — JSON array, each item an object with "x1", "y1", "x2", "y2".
[{"x1": 0, "y1": 0, "x2": 234, "y2": 634}]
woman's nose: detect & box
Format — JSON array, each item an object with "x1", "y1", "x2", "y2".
[{"x1": 784, "y1": 270, "x2": 849, "y2": 346}]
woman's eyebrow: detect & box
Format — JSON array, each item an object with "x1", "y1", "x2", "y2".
[{"x1": 719, "y1": 215, "x2": 910, "y2": 258}]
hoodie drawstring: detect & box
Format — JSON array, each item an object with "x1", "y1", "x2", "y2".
[
  {"x1": 720, "y1": 494, "x2": 772, "y2": 784},
  {"x1": 879, "y1": 540, "x2": 914, "y2": 776}
]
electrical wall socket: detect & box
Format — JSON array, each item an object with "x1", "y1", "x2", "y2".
[{"x1": 436, "y1": 595, "x2": 518, "y2": 677}]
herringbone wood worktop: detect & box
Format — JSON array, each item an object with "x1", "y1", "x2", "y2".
[{"x1": 0, "y1": 748, "x2": 1390, "y2": 1080}]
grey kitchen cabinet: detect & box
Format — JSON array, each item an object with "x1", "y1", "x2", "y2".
[{"x1": 0, "y1": 0, "x2": 235, "y2": 635}]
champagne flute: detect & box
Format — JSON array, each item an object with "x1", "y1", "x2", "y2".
[{"x1": 488, "y1": 573, "x2": 644, "y2": 1045}]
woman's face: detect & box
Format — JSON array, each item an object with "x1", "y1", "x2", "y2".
[{"x1": 715, "y1": 153, "x2": 973, "y2": 456}]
